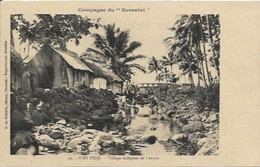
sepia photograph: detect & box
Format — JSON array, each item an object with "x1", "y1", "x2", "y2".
[{"x1": 10, "y1": 13, "x2": 220, "y2": 156}]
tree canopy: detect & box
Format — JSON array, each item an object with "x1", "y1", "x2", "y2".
[
  {"x1": 82, "y1": 23, "x2": 146, "y2": 81},
  {"x1": 11, "y1": 14, "x2": 99, "y2": 49}
]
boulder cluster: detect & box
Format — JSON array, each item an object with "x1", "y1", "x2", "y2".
[
  {"x1": 34, "y1": 121, "x2": 128, "y2": 155},
  {"x1": 11, "y1": 87, "x2": 120, "y2": 154},
  {"x1": 141, "y1": 85, "x2": 219, "y2": 155}
]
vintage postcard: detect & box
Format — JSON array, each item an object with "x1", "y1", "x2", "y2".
[{"x1": 0, "y1": 1, "x2": 260, "y2": 167}]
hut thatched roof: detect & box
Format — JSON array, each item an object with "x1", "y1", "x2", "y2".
[
  {"x1": 102, "y1": 68, "x2": 123, "y2": 83},
  {"x1": 82, "y1": 60, "x2": 107, "y2": 79},
  {"x1": 81, "y1": 59, "x2": 123, "y2": 83},
  {"x1": 52, "y1": 47, "x2": 94, "y2": 73}
]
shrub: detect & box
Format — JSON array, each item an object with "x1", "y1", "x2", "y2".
[
  {"x1": 195, "y1": 83, "x2": 219, "y2": 112},
  {"x1": 205, "y1": 83, "x2": 219, "y2": 111}
]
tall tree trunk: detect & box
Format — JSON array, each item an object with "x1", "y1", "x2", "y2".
[
  {"x1": 185, "y1": 52, "x2": 195, "y2": 88},
  {"x1": 19, "y1": 44, "x2": 21, "y2": 54},
  {"x1": 195, "y1": 42, "x2": 207, "y2": 87},
  {"x1": 197, "y1": 58, "x2": 201, "y2": 87},
  {"x1": 198, "y1": 15, "x2": 211, "y2": 86},
  {"x1": 11, "y1": 30, "x2": 15, "y2": 47},
  {"x1": 207, "y1": 15, "x2": 220, "y2": 77},
  {"x1": 191, "y1": 35, "x2": 202, "y2": 87},
  {"x1": 27, "y1": 41, "x2": 30, "y2": 58},
  {"x1": 198, "y1": 43, "x2": 208, "y2": 87},
  {"x1": 155, "y1": 71, "x2": 158, "y2": 82},
  {"x1": 170, "y1": 65, "x2": 173, "y2": 73},
  {"x1": 190, "y1": 30, "x2": 202, "y2": 87}
]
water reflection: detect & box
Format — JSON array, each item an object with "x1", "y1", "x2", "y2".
[{"x1": 125, "y1": 104, "x2": 178, "y2": 155}]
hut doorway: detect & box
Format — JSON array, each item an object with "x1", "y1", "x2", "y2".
[{"x1": 38, "y1": 65, "x2": 54, "y2": 88}]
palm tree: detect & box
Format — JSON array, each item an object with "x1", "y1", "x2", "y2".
[
  {"x1": 148, "y1": 56, "x2": 162, "y2": 76},
  {"x1": 83, "y1": 23, "x2": 146, "y2": 81},
  {"x1": 162, "y1": 52, "x2": 176, "y2": 74},
  {"x1": 164, "y1": 15, "x2": 196, "y2": 87},
  {"x1": 206, "y1": 14, "x2": 220, "y2": 77},
  {"x1": 156, "y1": 73, "x2": 164, "y2": 83},
  {"x1": 198, "y1": 15, "x2": 211, "y2": 85},
  {"x1": 164, "y1": 14, "x2": 218, "y2": 87}
]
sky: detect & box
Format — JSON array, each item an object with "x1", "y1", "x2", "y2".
[{"x1": 13, "y1": 11, "x2": 216, "y2": 85}]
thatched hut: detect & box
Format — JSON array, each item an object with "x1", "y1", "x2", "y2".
[
  {"x1": 102, "y1": 68, "x2": 124, "y2": 94},
  {"x1": 82, "y1": 60, "x2": 123, "y2": 94},
  {"x1": 27, "y1": 45, "x2": 94, "y2": 89},
  {"x1": 10, "y1": 45, "x2": 24, "y2": 90}
]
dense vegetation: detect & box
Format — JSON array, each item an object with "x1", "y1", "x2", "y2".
[
  {"x1": 82, "y1": 24, "x2": 146, "y2": 81},
  {"x1": 149, "y1": 14, "x2": 220, "y2": 87}
]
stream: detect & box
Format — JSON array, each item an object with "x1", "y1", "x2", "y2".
[
  {"x1": 35, "y1": 105, "x2": 197, "y2": 156},
  {"x1": 122, "y1": 105, "x2": 180, "y2": 156}
]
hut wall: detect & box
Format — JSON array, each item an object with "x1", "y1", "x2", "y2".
[
  {"x1": 11, "y1": 72, "x2": 22, "y2": 90},
  {"x1": 109, "y1": 82, "x2": 122, "y2": 94},
  {"x1": 21, "y1": 71, "x2": 30, "y2": 90},
  {"x1": 93, "y1": 77, "x2": 107, "y2": 89},
  {"x1": 52, "y1": 52, "x2": 63, "y2": 88},
  {"x1": 78, "y1": 71, "x2": 82, "y2": 83},
  {"x1": 29, "y1": 46, "x2": 54, "y2": 88},
  {"x1": 73, "y1": 69, "x2": 79, "y2": 83},
  {"x1": 66, "y1": 67, "x2": 74, "y2": 87},
  {"x1": 82, "y1": 72, "x2": 90, "y2": 86}
]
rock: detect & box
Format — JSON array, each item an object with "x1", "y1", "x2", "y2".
[
  {"x1": 182, "y1": 121, "x2": 204, "y2": 133},
  {"x1": 66, "y1": 124, "x2": 72, "y2": 127},
  {"x1": 38, "y1": 134, "x2": 60, "y2": 150},
  {"x1": 17, "y1": 97, "x2": 27, "y2": 110},
  {"x1": 166, "y1": 110, "x2": 176, "y2": 118},
  {"x1": 150, "y1": 126, "x2": 157, "y2": 131},
  {"x1": 49, "y1": 130, "x2": 64, "y2": 140},
  {"x1": 75, "y1": 144, "x2": 83, "y2": 154},
  {"x1": 206, "y1": 113, "x2": 218, "y2": 123},
  {"x1": 169, "y1": 119, "x2": 182, "y2": 134},
  {"x1": 150, "y1": 114, "x2": 158, "y2": 120},
  {"x1": 171, "y1": 133, "x2": 188, "y2": 141},
  {"x1": 78, "y1": 125, "x2": 86, "y2": 131},
  {"x1": 56, "y1": 119, "x2": 66, "y2": 125},
  {"x1": 81, "y1": 129, "x2": 98, "y2": 136},
  {"x1": 47, "y1": 123, "x2": 55, "y2": 127},
  {"x1": 11, "y1": 110, "x2": 25, "y2": 130},
  {"x1": 11, "y1": 130, "x2": 38, "y2": 154},
  {"x1": 89, "y1": 144, "x2": 101, "y2": 152},
  {"x1": 114, "y1": 138, "x2": 125, "y2": 145},
  {"x1": 190, "y1": 115, "x2": 201, "y2": 121},
  {"x1": 201, "y1": 115, "x2": 207, "y2": 122},
  {"x1": 88, "y1": 101, "x2": 94, "y2": 110},
  {"x1": 195, "y1": 134, "x2": 219, "y2": 155},
  {"x1": 125, "y1": 135, "x2": 142, "y2": 142},
  {"x1": 198, "y1": 137, "x2": 208, "y2": 147},
  {"x1": 113, "y1": 113, "x2": 123, "y2": 123},
  {"x1": 188, "y1": 132, "x2": 205, "y2": 143},
  {"x1": 137, "y1": 113, "x2": 149, "y2": 117},
  {"x1": 109, "y1": 130, "x2": 119, "y2": 135},
  {"x1": 80, "y1": 119, "x2": 87, "y2": 125},
  {"x1": 66, "y1": 147, "x2": 74, "y2": 153},
  {"x1": 141, "y1": 135, "x2": 157, "y2": 144},
  {"x1": 84, "y1": 134, "x2": 95, "y2": 139},
  {"x1": 71, "y1": 129, "x2": 81, "y2": 135},
  {"x1": 70, "y1": 117, "x2": 81, "y2": 125},
  {"x1": 67, "y1": 135, "x2": 91, "y2": 148},
  {"x1": 31, "y1": 110, "x2": 44, "y2": 126},
  {"x1": 15, "y1": 148, "x2": 31, "y2": 155},
  {"x1": 47, "y1": 150, "x2": 56, "y2": 154},
  {"x1": 97, "y1": 134, "x2": 114, "y2": 148}
]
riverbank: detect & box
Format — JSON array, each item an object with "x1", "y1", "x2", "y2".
[
  {"x1": 11, "y1": 84, "x2": 219, "y2": 156},
  {"x1": 141, "y1": 83, "x2": 220, "y2": 155}
]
